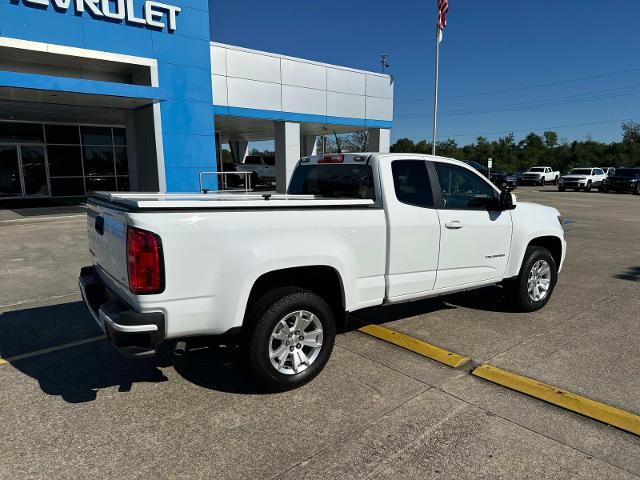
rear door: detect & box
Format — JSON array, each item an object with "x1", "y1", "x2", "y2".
[
  {"x1": 381, "y1": 158, "x2": 441, "y2": 300},
  {"x1": 432, "y1": 162, "x2": 512, "y2": 290}
]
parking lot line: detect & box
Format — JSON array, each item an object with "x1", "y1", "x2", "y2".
[
  {"x1": 0, "y1": 335, "x2": 105, "y2": 366},
  {"x1": 472, "y1": 364, "x2": 640, "y2": 436},
  {"x1": 358, "y1": 324, "x2": 471, "y2": 368}
]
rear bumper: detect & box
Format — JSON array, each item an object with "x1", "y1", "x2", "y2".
[{"x1": 79, "y1": 266, "x2": 165, "y2": 358}]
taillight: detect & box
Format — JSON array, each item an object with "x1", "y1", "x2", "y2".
[
  {"x1": 127, "y1": 227, "x2": 164, "y2": 294},
  {"x1": 318, "y1": 154, "x2": 344, "y2": 163}
]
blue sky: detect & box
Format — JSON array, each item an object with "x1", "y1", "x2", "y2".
[{"x1": 210, "y1": 0, "x2": 640, "y2": 145}]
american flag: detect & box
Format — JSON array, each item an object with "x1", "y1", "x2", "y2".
[{"x1": 438, "y1": 0, "x2": 449, "y2": 42}]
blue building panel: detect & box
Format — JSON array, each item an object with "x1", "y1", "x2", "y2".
[
  {"x1": 81, "y1": 18, "x2": 154, "y2": 58},
  {"x1": 0, "y1": 3, "x2": 84, "y2": 45},
  {"x1": 162, "y1": 133, "x2": 217, "y2": 168},
  {"x1": 158, "y1": 63, "x2": 213, "y2": 102}
]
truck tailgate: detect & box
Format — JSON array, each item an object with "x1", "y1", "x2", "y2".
[{"x1": 87, "y1": 201, "x2": 129, "y2": 291}]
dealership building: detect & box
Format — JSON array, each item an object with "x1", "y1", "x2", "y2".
[{"x1": 0, "y1": 0, "x2": 394, "y2": 198}]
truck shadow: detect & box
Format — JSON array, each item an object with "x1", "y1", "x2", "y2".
[
  {"x1": 1, "y1": 286, "x2": 516, "y2": 402},
  {"x1": 615, "y1": 266, "x2": 640, "y2": 282},
  {"x1": 348, "y1": 285, "x2": 516, "y2": 325},
  {"x1": 0, "y1": 300, "x2": 266, "y2": 401}
]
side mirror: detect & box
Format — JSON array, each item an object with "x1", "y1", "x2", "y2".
[{"x1": 499, "y1": 191, "x2": 517, "y2": 210}]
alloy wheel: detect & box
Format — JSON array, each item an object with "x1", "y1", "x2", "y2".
[
  {"x1": 527, "y1": 260, "x2": 552, "y2": 302},
  {"x1": 268, "y1": 310, "x2": 323, "y2": 375}
]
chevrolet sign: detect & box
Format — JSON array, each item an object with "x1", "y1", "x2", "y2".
[{"x1": 20, "y1": 0, "x2": 181, "y2": 32}]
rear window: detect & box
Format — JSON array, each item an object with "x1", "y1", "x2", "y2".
[
  {"x1": 288, "y1": 164, "x2": 375, "y2": 200},
  {"x1": 244, "y1": 156, "x2": 261, "y2": 165}
]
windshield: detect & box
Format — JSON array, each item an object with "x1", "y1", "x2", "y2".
[
  {"x1": 569, "y1": 169, "x2": 592, "y2": 175},
  {"x1": 288, "y1": 164, "x2": 375, "y2": 199},
  {"x1": 614, "y1": 168, "x2": 640, "y2": 178},
  {"x1": 529, "y1": 167, "x2": 545, "y2": 172}
]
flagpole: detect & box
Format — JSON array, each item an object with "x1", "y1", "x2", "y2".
[{"x1": 431, "y1": 0, "x2": 440, "y2": 155}]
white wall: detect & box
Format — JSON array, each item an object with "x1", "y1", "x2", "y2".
[{"x1": 211, "y1": 43, "x2": 393, "y2": 123}]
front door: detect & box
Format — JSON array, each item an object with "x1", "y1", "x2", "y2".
[
  {"x1": 0, "y1": 146, "x2": 22, "y2": 198},
  {"x1": 19, "y1": 146, "x2": 49, "y2": 197},
  {"x1": 433, "y1": 162, "x2": 513, "y2": 290}
]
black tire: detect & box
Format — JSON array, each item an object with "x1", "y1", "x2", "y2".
[
  {"x1": 245, "y1": 287, "x2": 336, "y2": 392},
  {"x1": 540, "y1": 178, "x2": 546, "y2": 186},
  {"x1": 584, "y1": 180, "x2": 592, "y2": 192},
  {"x1": 510, "y1": 246, "x2": 558, "y2": 312},
  {"x1": 558, "y1": 185, "x2": 565, "y2": 192},
  {"x1": 634, "y1": 183, "x2": 640, "y2": 195},
  {"x1": 554, "y1": 176, "x2": 558, "y2": 185}
]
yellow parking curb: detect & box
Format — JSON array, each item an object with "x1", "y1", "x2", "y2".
[
  {"x1": 472, "y1": 364, "x2": 640, "y2": 436},
  {"x1": 358, "y1": 324, "x2": 471, "y2": 368}
]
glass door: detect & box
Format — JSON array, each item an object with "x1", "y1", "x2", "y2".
[
  {"x1": 0, "y1": 146, "x2": 22, "y2": 198},
  {"x1": 20, "y1": 146, "x2": 50, "y2": 197}
]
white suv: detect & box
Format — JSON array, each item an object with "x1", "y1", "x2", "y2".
[{"x1": 558, "y1": 168, "x2": 607, "y2": 192}]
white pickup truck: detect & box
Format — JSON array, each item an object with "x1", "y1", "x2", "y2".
[
  {"x1": 519, "y1": 166, "x2": 560, "y2": 186},
  {"x1": 79, "y1": 153, "x2": 566, "y2": 391}
]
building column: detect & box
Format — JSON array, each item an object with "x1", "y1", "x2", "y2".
[
  {"x1": 275, "y1": 121, "x2": 301, "y2": 193},
  {"x1": 367, "y1": 128, "x2": 391, "y2": 153},
  {"x1": 229, "y1": 140, "x2": 248, "y2": 164},
  {"x1": 301, "y1": 134, "x2": 318, "y2": 157}
]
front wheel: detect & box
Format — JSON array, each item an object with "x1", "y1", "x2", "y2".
[
  {"x1": 634, "y1": 183, "x2": 640, "y2": 195},
  {"x1": 246, "y1": 287, "x2": 336, "y2": 391},
  {"x1": 584, "y1": 180, "x2": 592, "y2": 192},
  {"x1": 509, "y1": 246, "x2": 557, "y2": 312},
  {"x1": 540, "y1": 178, "x2": 546, "y2": 186},
  {"x1": 558, "y1": 185, "x2": 565, "y2": 192}
]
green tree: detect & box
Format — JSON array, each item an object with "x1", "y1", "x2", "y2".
[{"x1": 622, "y1": 121, "x2": 640, "y2": 144}]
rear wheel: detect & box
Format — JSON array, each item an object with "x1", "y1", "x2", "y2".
[
  {"x1": 245, "y1": 287, "x2": 336, "y2": 391},
  {"x1": 509, "y1": 246, "x2": 557, "y2": 312}
]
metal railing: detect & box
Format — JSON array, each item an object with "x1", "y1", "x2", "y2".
[{"x1": 199, "y1": 171, "x2": 252, "y2": 193}]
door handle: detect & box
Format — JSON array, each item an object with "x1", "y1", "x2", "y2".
[{"x1": 445, "y1": 220, "x2": 464, "y2": 229}]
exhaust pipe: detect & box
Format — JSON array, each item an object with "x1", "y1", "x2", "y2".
[{"x1": 174, "y1": 341, "x2": 187, "y2": 356}]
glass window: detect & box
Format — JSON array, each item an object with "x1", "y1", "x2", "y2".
[
  {"x1": 81, "y1": 126, "x2": 112, "y2": 146},
  {"x1": 391, "y1": 160, "x2": 433, "y2": 208},
  {"x1": 288, "y1": 164, "x2": 375, "y2": 200},
  {"x1": 435, "y1": 163, "x2": 497, "y2": 210},
  {"x1": 593, "y1": 169, "x2": 604, "y2": 175},
  {"x1": 113, "y1": 128, "x2": 127, "y2": 146},
  {"x1": 45, "y1": 125, "x2": 80, "y2": 144},
  {"x1": 0, "y1": 122, "x2": 44, "y2": 143},
  {"x1": 83, "y1": 146, "x2": 115, "y2": 176},
  {"x1": 86, "y1": 176, "x2": 117, "y2": 192},
  {"x1": 244, "y1": 155, "x2": 261, "y2": 165},
  {"x1": 0, "y1": 146, "x2": 21, "y2": 197},
  {"x1": 50, "y1": 177, "x2": 85, "y2": 196},
  {"x1": 47, "y1": 145, "x2": 83, "y2": 176},
  {"x1": 116, "y1": 176, "x2": 130, "y2": 191},
  {"x1": 114, "y1": 147, "x2": 128, "y2": 175}
]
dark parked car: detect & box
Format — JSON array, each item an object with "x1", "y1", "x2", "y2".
[
  {"x1": 601, "y1": 167, "x2": 640, "y2": 194},
  {"x1": 465, "y1": 161, "x2": 517, "y2": 191}
]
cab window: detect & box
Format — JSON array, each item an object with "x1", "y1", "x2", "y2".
[
  {"x1": 435, "y1": 163, "x2": 497, "y2": 210},
  {"x1": 391, "y1": 160, "x2": 433, "y2": 208}
]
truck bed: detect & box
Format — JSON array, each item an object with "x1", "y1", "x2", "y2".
[{"x1": 91, "y1": 192, "x2": 375, "y2": 210}]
